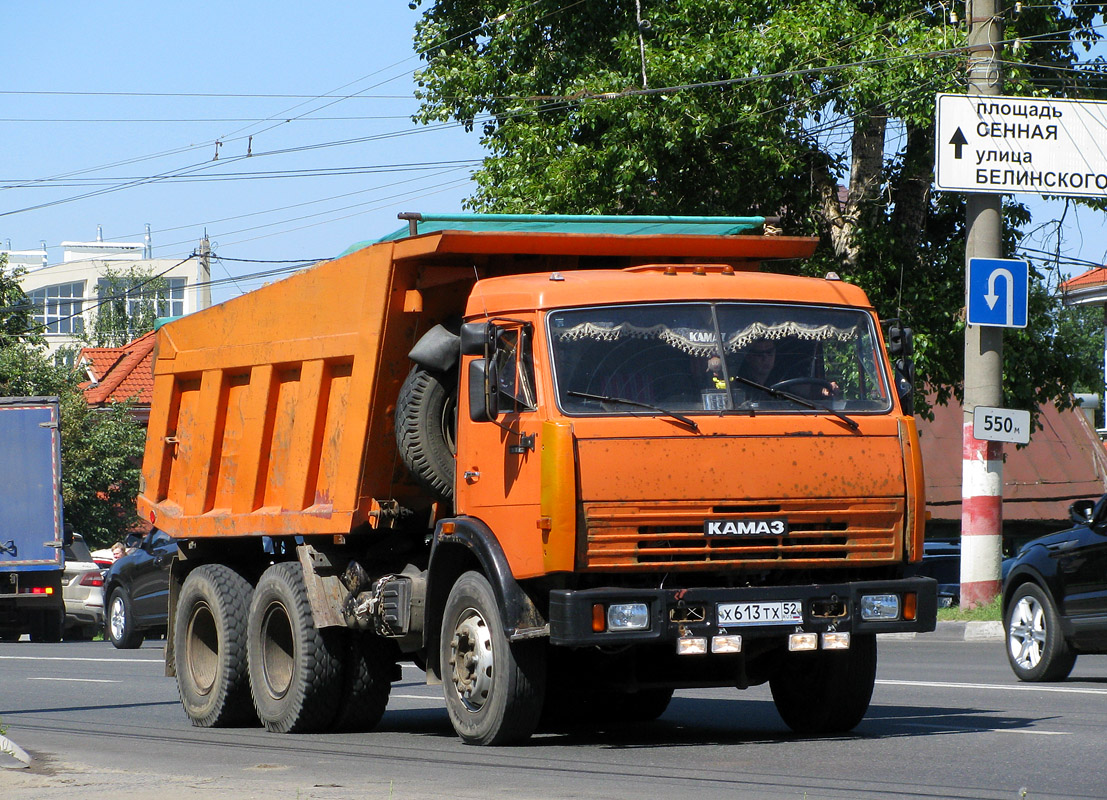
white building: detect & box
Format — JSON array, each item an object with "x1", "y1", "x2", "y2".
[{"x1": 5, "y1": 230, "x2": 212, "y2": 358}]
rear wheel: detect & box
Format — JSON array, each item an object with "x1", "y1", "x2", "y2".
[
  {"x1": 175, "y1": 564, "x2": 256, "y2": 727},
  {"x1": 247, "y1": 561, "x2": 344, "y2": 733},
  {"x1": 770, "y1": 634, "x2": 877, "y2": 735},
  {"x1": 331, "y1": 633, "x2": 394, "y2": 732},
  {"x1": 107, "y1": 587, "x2": 144, "y2": 649},
  {"x1": 1005, "y1": 583, "x2": 1076, "y2": 682},
  {"x1": 440, "y1": 571, "x2": 545, "y2": 745}
]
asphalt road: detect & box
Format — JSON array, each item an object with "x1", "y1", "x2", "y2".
[{"x1": 2, "y1": 634, "x2": 1106, "y2": 800}]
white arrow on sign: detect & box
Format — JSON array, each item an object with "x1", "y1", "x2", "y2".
[{"x1": 984, "y1": 267, "x2": 1015, "y2": 326}]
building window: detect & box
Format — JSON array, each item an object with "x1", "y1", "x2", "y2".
[
  {"x1": 29, "y1": 282, "x2": 86, "y2": 335},
  {"x1": 96, "y1": 276, "x2": 186, "y2": 320},
  {"x1": 160, "y1": 277, "x2": 186, "y2": 318}
]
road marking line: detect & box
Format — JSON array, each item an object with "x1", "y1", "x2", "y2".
[
  {"x1": 900, "y1": 721, "x2": 1069, "y2": 736},
  {"x1": 392, "y1": 693, "x2": 442, "y2": 701},
  {"x1": 0, "y1": 655, "x2": 163, "y2": 664},
  {"x1": 29, "y1": 677, "x2": 121, "y2": 683},
  {"x1": 878, "y1": 678, "x2": 1107, "y2": 696}
]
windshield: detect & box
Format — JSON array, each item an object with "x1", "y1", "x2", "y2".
[{"x1": 548, "y1": 303, "x2": 891, "y2": 416}]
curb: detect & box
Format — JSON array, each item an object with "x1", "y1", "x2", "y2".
[
  {"x1": 0, "y1": 734, "x2": 32, "y2": 769},
  {"x1": 879, "y1": 620, "x2": 1004, "y2": 642}
]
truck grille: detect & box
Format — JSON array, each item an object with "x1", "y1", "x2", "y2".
[{"x1": 581, "y1": 499, "x2": 903, "y2": 571}]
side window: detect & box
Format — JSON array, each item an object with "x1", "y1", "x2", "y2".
[{"x1": 492, "y1": 324, "x2": 536, "y2": 413}]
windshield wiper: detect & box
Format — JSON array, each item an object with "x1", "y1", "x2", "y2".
[
  {"x1": 731, "y1": 377, "x2": 860, "y2": 432},
  {"x1": 567, "y1": 390, "x2": 699, "y2": 432}
]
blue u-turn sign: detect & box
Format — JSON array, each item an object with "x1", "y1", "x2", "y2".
[{"x1": 967, "y1": 258, "x2": 1029, "y2": 328}]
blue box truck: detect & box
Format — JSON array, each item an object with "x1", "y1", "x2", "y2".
[{"x1": 0, "y1": 397, "x2": 66, "y2": 643}]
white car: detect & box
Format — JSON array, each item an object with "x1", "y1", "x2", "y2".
[{"x1": 63, "y1": 533, "x2": 106, "y2": 640}]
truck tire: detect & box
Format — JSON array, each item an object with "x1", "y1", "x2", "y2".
[
  {"x1": 247, "y1": 561, "x2": 344, "y2": 733},
  {"x1": 29, "y1": 607, "x2": 64, "y2": 643},
  {"x1": 331, "y1": 633, "x2": 394, "y2": 732},
  {"x1": 395, "y1": 365, "x2": 456, "y2": 500},
  {"x1": 175, "y1": 564, "x2": 256, "y2": 727},
  {"x1": 440, "y1": 571, "x2": 545, "y2": 745},
  {"x1": 770, "y1": 634, "x2": 877, "y2": 735},
  {"x1": 602, "y1": 688, "x2": 673, "y2": 723},
  {"x1": 107, "y1": 587, "x2": 145, "y2": 649}
]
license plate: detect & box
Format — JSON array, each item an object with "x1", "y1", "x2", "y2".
[{"x1": 717, "y1": 600, "x2": 803, "y2": 626}]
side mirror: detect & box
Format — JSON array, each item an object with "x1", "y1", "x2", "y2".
[
  {"x1": 468, "y1": 358, "x2": 500, "y2": 422},
  {"x1": 1070, "y1": 499, "x2": 1096, "y2": 526},
  {"x1": 460, "y1": 321, "x2": 498, "y2": 357},
  {"x1": 885, "y1": 321, "x2": 915, "y2": 416},
  {"x1": 62, "y1": 522, "x2": 74, "y2": 547},
  {"x1": 886, "y1": 323, "x2": 914, "y2": 358},
  {"x1": 125, "y1": 533, "x2": 143, "y2": 551}
]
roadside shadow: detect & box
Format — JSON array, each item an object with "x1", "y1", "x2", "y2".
[{"x1": 0, "y1": 700, "x2": 180, "y2": 716}]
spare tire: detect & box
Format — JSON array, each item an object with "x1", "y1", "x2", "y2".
[{"x1": 395, "y1": 365, "x2": 457, "y2": 500}]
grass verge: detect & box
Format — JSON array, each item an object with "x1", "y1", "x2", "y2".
[{"x1": 937, "y1": 595, "x2": 1002, "y2": 622}]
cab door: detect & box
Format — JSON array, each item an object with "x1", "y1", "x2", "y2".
[{"x1": 455, "y1": 320, "x2": 547, "y2": 578}]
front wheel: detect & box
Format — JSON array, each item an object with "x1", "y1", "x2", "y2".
[
  {"x1": 175, "y1": 564, "x2": 256, "y2": 727},
  {"x1": 440, "y1": 571, "x2": 545, "y2": 745},
  {"x1": 107, "y1": 587, "x2": 144, "y2": 649},
  {"x1": 247, "y1": 561, "x2": 344, "y2": 733},
  {"x1": 1005, "y1": 583, "x2": 1076, "y2": 682},
  {"x1": 770, "y1": 634, "x2": 877, "y2": 735}
]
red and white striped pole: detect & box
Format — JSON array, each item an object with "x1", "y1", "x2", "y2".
[
  {"x1": 960, "y1": 0, "x2": 1005, "y2": 609},
  {"x1": 960, "y1": 423, "x2": 1003, "y2": 606}
]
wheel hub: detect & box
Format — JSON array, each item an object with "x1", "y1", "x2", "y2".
[
  {"x1": 448, "y1": 609, "x2": 493, "y2": 712},
  {"x1": 109, "y1": 596, "x2": 126, "y2": 642},
  {"x1": 1008, "y1": 595, "x2": 1046, "y2": 670}
]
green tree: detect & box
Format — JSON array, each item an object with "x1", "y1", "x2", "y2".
[
  {"x1": 57, "y1": 394, "x2": 146, "y2": 549},
  {"x1": 411, "y1": 0, "x2": 1107, "y2": 419},
  {"x1": 0, "y1": 255, "x2": 43, "y2": 348}
]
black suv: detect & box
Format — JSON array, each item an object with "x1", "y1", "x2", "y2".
[
  {"x1": 1002, "y1": 495, "x2": 1107, "y2": 681},
  {"x1": 102, "y1": 529, "x2": 176, "y2": 649}
]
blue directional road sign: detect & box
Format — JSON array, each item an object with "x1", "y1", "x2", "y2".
[{"x1": 967, "y1": 258, "x2": 1029, "y2": 328}]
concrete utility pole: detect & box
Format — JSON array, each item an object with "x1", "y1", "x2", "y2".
[
  {"x1": 198, "y1": 231, "x2": 212, "y2": 312},
  {"x1": 961, "y1": 0, "x2": 1005, "y2": 607}
]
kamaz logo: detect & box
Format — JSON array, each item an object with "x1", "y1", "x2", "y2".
[{"x1": 705, "y1": 518, "x2": 788, "y2": 536}]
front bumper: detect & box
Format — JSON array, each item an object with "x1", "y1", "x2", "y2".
[{"x1": 548, "y1": 577, "x2": 937, "y2": 647}]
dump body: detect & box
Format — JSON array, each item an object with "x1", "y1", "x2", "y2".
[
  {"x1": 141, "y1": 216, "x2": 936, "y2": 745},
  {"x1": 0, "y1": 397, "x2": 66, "y2": 641}
]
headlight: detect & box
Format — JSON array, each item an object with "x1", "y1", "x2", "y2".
[
  {"x1": 607, "y1": 602, "x2": 650, "y2": 631},
  {"x1": 861, "y1": 593, "x2": 901, "y2": 621}
]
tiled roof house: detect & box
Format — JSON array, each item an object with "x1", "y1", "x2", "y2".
[{"x1": 78, "y1": 330, "x2": 156, "y2": 423}]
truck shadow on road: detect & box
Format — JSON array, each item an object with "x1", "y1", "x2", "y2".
[{"x1": 373, "y1": 696, "x2": 1046, "y2": 747}]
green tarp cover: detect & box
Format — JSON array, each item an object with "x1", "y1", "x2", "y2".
[{"x1": 338, "y1": 214, "x2": 767, "y2": 258}]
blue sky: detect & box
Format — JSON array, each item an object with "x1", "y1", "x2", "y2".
[
  {"x1": 1, "y1": 2, "x2": 482, "y2": 303},
  {"x1": 2, "y1": 2, "x2": 1105, "y2": 306}
]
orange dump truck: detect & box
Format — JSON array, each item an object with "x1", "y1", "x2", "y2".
[{"x1": 138, "y1": 214, "x2": 936, "y2": 744}]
